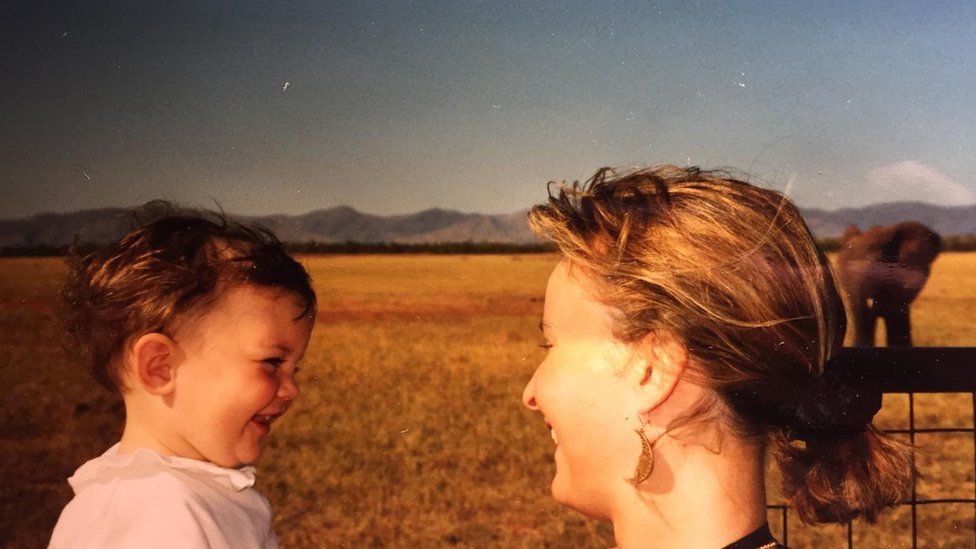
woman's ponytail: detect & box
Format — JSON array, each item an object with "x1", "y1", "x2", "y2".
[{"x1": 769, "y1": 425, "x2": 914, "y2": 524}]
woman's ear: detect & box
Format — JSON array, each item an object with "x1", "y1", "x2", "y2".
[
  {"x1": 632, "y1": 332, "x2": 688, "y2": 415},
  {"x1": 129, "y1": 333, "x2": 181, "y2": 396}
]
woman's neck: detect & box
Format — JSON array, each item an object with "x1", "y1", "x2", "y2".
[{"x1": 610, "y1": 435, "x2": 767, "y2": 549}]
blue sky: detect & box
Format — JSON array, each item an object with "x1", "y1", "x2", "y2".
[{"x1": 3, "y1": 0, "x2": 976, "y2": 217}]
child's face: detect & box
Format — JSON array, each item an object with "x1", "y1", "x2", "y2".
[{"x1": 170, "y1": 284, "x2": 314, "y2": 467}]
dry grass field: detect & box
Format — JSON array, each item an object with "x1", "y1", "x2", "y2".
[{"x1": 1, "y1": 253, "x2": 974, "y2": 548}]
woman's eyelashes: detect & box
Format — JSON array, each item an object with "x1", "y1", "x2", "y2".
[{"x1": 539, "y1": 341, "x2": 553, "y2": 350}]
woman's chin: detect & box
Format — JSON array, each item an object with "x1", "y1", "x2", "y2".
[
  {"x1": 550, "y1": 476, "x2": 611, "y2": 520},
  {"x1": 550, "y1": 475, "x2": 570, "y2": 505}
]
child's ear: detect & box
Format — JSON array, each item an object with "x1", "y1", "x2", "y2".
[
  {"x1": 631, "y1": 332, "x2": 689, "y2": 415},
  {"x1": 130, "y1": 333, "x2": 181, "y2": 396}
]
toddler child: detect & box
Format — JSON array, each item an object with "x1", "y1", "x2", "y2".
[{"x1": 49, "y1": 212, "x2": 316, "y2": 548}]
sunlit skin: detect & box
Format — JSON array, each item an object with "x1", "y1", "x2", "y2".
[
  {"x1": 522, "y1": 261, "x2": 645, "y2": 517},
  {"x1": 523, "y1": 260, "x2": 768, "y2": 548},
  {"x1": 118, "y1": 285, "x2": 314, "y2": 467}
]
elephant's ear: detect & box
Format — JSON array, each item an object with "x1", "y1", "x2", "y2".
[
  {"x1": 886, "y1": 222, "x2": 942, "y2": 265},
  {"x1": 841, "y1": 225, "x2": 862, "y2": 245},
  {"x1": 878, "y1": 227, "x2": 904, "y2": 264}
]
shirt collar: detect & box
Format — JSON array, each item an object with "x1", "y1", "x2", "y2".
[{"x1": 69, "y1": 443, "x2": 257, "y2": 493}]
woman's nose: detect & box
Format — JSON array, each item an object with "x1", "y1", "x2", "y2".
[{"x1": 522, "y1": 375, "x2": 539, "y2": 410}]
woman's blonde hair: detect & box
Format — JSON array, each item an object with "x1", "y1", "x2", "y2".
[{"x1": 529, "y1": 165, "x2": 912, "y2": 524}]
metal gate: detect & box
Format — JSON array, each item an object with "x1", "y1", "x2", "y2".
[{"x1": 769, "y1": 347, "x2": 976, "y2": 548}]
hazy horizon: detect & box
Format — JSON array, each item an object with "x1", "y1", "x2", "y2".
[
  {"x1": 6, "y1": 196, "x2": 976, "y2": 224},
  {"x1": 5, "y1": 1, "x2": 976, "y2": 218}
]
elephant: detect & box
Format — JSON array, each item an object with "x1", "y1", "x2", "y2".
[{"x1": 834, "y1": 221, "x2": 941, "y2": 347}]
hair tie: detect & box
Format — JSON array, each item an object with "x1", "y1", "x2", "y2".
[
  {"x1": 726, "y1": 356, "x2": 883, "y2": 441},
  {"x1": 788, "y1": 358, "x2": 882, "y2": 440}
]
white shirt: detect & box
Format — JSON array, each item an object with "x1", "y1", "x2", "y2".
[{"x1": 49, "y1": 444, "x2": 278, "y2": 549}]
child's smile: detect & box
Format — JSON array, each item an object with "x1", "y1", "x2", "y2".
[{"x1": 169, "y1": 284, "x2": 313, "y2": 467}]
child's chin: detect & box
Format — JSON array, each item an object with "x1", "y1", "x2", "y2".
[
  {"x1": 238, "y1": 441, "x2": 267, "y2": 466},
  {"x1": 205, "y1": 452, "x2": 245, "y2": 468},
  {"x1": 208, "y1": 445, "x2": 262, "y2": 468}
]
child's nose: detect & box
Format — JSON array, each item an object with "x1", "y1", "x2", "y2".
[{"x1": 278, "y1": 374, "x2": 300, "y2": 400}]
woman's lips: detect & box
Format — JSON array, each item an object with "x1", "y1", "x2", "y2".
[{"x1": 545, "y1": 418, "x2": 557, "y2": 445}]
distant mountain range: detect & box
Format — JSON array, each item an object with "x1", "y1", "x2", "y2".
[
  {"x1": 0, "y1": 206, "x2": 537, "y2": 247},
  {"x1": 1, "y1": 202, "x2": 974, "y2": 248},
  {"x1": 801, "y1": 202, "x2": 976, "y2": 240}
]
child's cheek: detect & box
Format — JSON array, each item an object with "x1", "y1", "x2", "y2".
[
  {"x1": 231, "y1": 369, "x2": 278, "y2": 409},
  {"x1": 256, "y1": 371, "x2": 280, "y2": 402}
]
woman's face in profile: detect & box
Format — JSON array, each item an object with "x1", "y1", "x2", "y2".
[{"x1": 522, "y1": 260, "x2": 643, "y2": 519}]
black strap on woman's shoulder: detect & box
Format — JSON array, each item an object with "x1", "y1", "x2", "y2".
[{"x1": 721, "y1": 522, "x2": 788, "y2": 549}]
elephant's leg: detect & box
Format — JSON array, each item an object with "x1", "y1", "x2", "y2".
[
  {"x1": 851, "y1": 296, "x2": 876, "y2": 347},
  {"x1": 876, "y1": 277, "x2": 920, "y2": 347},
  {"x1": 882, "y1": 307, "x2": 912, "y2": 347}
]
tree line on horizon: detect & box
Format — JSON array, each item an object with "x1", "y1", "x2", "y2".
[{"x1": 4, "y1": 235, "x2": 976, "y2": 257}]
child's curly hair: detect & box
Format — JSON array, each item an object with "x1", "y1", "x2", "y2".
[{"x1": 60, "y1": 203, "x2": 316, "y2": 392}]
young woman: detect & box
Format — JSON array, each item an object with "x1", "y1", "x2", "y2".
[{"x1": 522, "y1": 165, "x2": 912, "y2": 548}]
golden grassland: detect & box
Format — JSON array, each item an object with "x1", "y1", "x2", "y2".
[{"x1": 1, "y1": 253, "x2": 974, "y2": 548}]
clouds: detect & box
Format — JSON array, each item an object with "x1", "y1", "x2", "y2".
[{"x1": 865, "y1": 161, "x2": 975, "y2": 206}]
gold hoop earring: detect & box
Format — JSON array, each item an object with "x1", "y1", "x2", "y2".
[{"x1": 626, "y1": 425, "x2": 654, "y2": 486}]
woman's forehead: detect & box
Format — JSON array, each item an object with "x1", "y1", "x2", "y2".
[{"x1": 544, "y1": 261, "x2": 616, "y2": 338}]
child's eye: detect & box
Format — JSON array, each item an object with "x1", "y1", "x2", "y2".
[{"x1": 263, "y1": 358, "x2": 285, "y2": 369}]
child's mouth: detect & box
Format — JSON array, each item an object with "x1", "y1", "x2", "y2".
[{"x1": 251, "y1": 414, "x2": 280, "y2": 431}]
